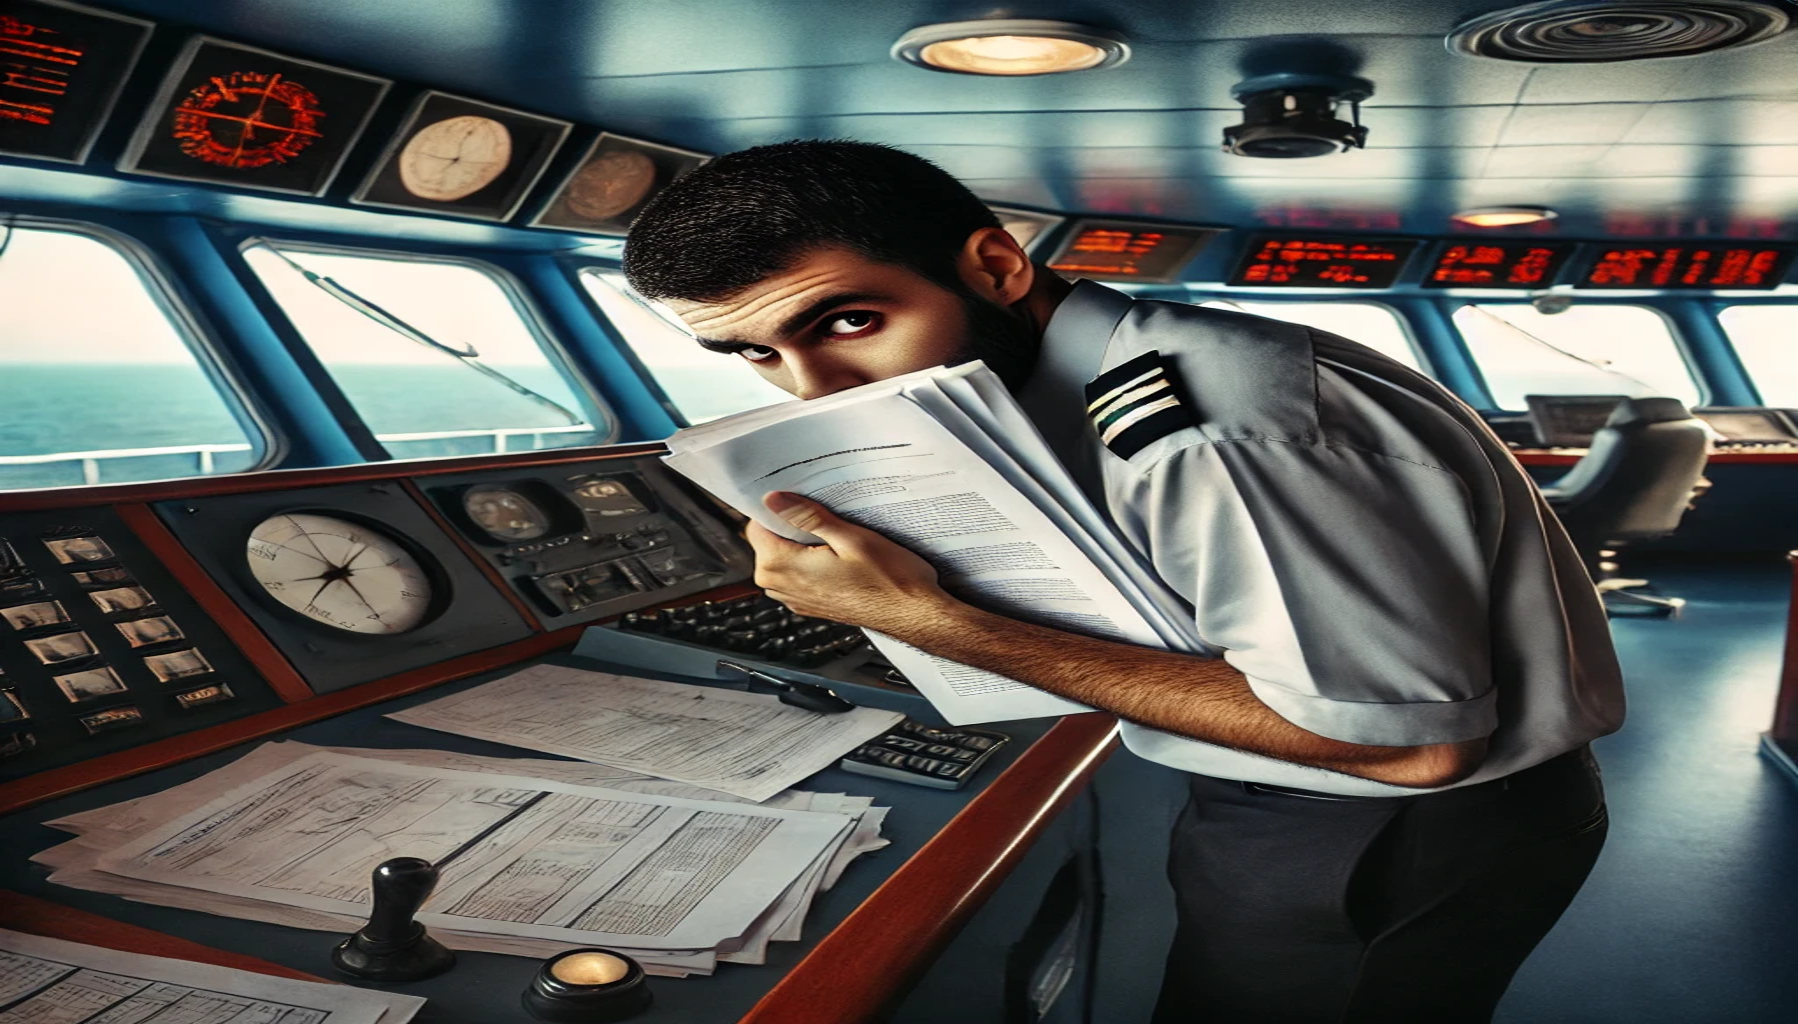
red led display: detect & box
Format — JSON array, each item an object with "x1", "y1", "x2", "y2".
[
  {"x1": 172, "y1": 71, "x2": 324, "y2": 169},
  {"x1": 1229, "y1": 236, "x2": 1419, "y2": 288},
  {"x1": 1579, "y1": 245, "x2": 1795, "y2": 290},
  {"x1": 1046, "y1": 220, "x2": 1218, "y2": 283},
  {"x1": 0, "y1": 1, "x2": 150, "y2": 163},
  {"x1": 1425, "y1": 243, "x2": 1576, "y2": 288}
]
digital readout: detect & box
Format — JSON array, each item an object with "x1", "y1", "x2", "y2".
[
  {"x1": 1046, "y1": 220, "x2": 1217, "y2": 283},
  {"x1": 1579, "y1": 245, "x2": 1795, "y2": 289},
  {"x1": 1229, "y1": 236, "x2": 1418, "y2": 288},
  {"x1": 1425, "y1": 243, "x2": 1575, "y2": 288}
]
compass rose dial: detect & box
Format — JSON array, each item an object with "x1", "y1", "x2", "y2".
[
  {"x1": 246, "y1": 513, "x2": 434, "y2": 634},
  {"x1": 171, "y1": 71, "x2": 324, "y2": 169}
]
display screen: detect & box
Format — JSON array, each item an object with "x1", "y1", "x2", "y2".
[
  {"x1": 0, "y1": 0, "x2": 151, "y2": 163},
  {"x1": 1579, "y1": 245, "x2": 1795, "y2": 290},
  {"x1": 355, "y1": 90, "x2": 570, "y2": 222},
  {"x1": 1425, "y1": 243, "x2": 1576, "y2": 288},
  {"x1": 1045, "y1": 220, "x2": 1219, "y2": 283},
  {"x1": 1229, "y1": 236, "x2": 1419, "y2": 288}
]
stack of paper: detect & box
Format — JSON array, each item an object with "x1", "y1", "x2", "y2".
[
  {"x1": 0, "y1": 927, "x2": 424, "y2": 1023},
  {"x1": 36, "y1": 743, "x2": 891, "y2": 977},
  {"x1": 663, "y1": 362, "x2": 1205, "y2": 724}
]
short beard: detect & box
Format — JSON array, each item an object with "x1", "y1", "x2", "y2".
[{"x1": 951, "y1": 287, "x2": 1040, "y2": 391}]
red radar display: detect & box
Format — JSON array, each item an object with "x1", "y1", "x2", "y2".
[
  {"x1": 1579, "y1": 245, "x2": 1795, "y2": 290},
  {"x1": 1230, "y1": 236, "x2": 1418, "y2": 288},
  {"x1": 1425, "y1": 243, "x2": 1575, "y2": 288}
]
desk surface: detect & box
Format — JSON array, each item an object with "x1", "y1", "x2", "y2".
[{"x1": 0, "y1": 653, "x2": 1096, "y2": 1024}]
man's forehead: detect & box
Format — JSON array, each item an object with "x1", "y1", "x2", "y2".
[{"x1": 664, "y1": 263, "x2": 848, "y2": 335}]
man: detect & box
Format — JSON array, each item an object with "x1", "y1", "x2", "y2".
[{"x1": 623, "y1": 140, "x2": 1623, "y2": 1022}]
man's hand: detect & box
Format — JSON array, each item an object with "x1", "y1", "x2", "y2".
[{"x1": 746, "y1": 492, "x2": 956, "y2": 636}]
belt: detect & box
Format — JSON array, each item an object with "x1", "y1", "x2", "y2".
[{"x1": 1228, "y1": 747, "x2": 1589, "y2": 803}]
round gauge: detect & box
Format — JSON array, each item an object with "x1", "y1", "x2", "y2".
[
  {"x1": 463, "y1": 488, "x2": 552, "y2": 542},
  {"x1": 172, "y1": 71, "x2": 324, "y2": 169},
  {"x1": 564, "y1": 150, "x2": 657, "y2": 222},
  {"x1": 398, "y1": 115, "x2": 513, "y2": 201},
  {"x1": 246, "y1": 513, "x2": 435, "y2": 634}
]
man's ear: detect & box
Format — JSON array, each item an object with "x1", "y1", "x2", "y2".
[{"x1": 955, "y1": 227, "x2": 1035, "y2": 307}]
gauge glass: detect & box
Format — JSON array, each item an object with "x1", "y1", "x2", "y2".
[
  {"x1": 246, "y1": 513, "x2": 434, "y2": 634},
  {"x1": 463, "y1": 488, "x2": 552, "y2": 542}
]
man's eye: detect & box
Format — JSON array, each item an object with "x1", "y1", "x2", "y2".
[
  {"x1": 824, "y1": 311, "x2": 878, "y2": 336},
  {"x1": 740, "y1": 346, "x2": 777, "y2": 363}
]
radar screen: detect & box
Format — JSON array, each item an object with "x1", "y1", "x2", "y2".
[
  {"x1": 0, "y1": 0, "x2": 151, "y2": 164},
  {"x1": 355, "y1": 91, "x2": 570, "y2": 222},
  {"x1": 531, "y1": 132, "x2": 708, "y2": 235},
  {"x1": 1578, "y1": 245, "x2": 1795, "y2": 290},
  {"x1": 1230, "y1": 235, "x2": 1419, "y2": 288},
  {"x1": 1045, "y1": 219, "x2": 1220, "y2": 283},
  {"x1": 119, "y1": 36, "x2": 389, "y2": 195},
  {"x1": 1425, "y1": 242, "x2": 1577, "y2": 288}
]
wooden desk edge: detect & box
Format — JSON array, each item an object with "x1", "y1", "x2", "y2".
[
  {"x1": 740, "y1": 712, "x2": 1123, "y2": 1024},
  {"x1": 0, "y1": 889, "x2": 328, "y2": 982}
]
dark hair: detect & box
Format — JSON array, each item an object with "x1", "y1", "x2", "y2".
[{"x1": 622, "y1": 140, "x2": 1001, "y2": 302}]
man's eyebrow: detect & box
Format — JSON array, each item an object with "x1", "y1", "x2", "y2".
[{"x1": 693, "y1": 291, "x2": 888, "y2": 353}]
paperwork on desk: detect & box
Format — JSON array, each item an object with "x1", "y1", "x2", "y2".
[
  {"x1": 662, "y1": 361, "x2": 1205, "y2": 725},
  {"x1": 35, "y1": 742, "x2": 891, "y2": 977},
  {"x1": 387, "y1": 665, "x2": 904, "y2": 802},
  {"x1": 0, "y1": 928, "x2": 424, "y2": 1024}
]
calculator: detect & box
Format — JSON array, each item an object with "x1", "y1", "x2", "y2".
[{"x1": 839, "y1": 720, "x2": 1010, "y2": 790}]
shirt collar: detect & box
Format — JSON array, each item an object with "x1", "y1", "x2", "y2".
[{"x1": 1016, "y1": 279, "x2": 1135, "y2": 455}]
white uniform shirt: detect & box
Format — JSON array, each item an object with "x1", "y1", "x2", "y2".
[{"x1": 1015, "y1": 281, "x2": 1625, "y2": 797}]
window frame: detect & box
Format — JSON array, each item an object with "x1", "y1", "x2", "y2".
[
  {"x1": 1182, "y1": 292, "x2": 1434, "y2": 375},
  {"x1": 0, "y1": 213, "x2": 281, "y2": 475},
  {"x1": 1447, "y1": 298, "x2": 1708, "y2": 413},
  {"x1": 238, "y1": 236, "x2": 621, "y2": 450}
]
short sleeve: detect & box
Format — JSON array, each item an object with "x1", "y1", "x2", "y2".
[{"x1": 1112, "y1": 438, "x2": 1499, "y2": 747}]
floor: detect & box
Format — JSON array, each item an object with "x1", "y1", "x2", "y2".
[{"x1": 1495, "y1": 560, "x2": 1798, "y2": 1023}]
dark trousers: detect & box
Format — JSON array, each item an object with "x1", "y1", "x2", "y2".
[{"x1": 1152, "y1": 747, "x2": 1607, "y2": 1024}]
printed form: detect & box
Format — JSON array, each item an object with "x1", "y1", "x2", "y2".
[{"x1": 0, "y1": 928, "x2": 422, "y2": 1024}]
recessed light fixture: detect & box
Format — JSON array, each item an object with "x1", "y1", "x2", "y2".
[
  {"x1": 892, "y1": 20, "x2": 1130, "y2": 76},
  {"x1": 1452, "y1": 205, "x2": 1559, "y2": 228}
]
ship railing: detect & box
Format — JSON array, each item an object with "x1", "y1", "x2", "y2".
[{"x1": 0, "y1": 424, "x2": 597, "y2": 485}]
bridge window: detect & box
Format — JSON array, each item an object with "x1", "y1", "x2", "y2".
[
  {"x1": 243, "y1": 243, "x2": 611, "y2": 458},
  {"x1": 1452, "y1": 303, "x2": 1701, "y2": 410},
  {"x1": 579, "y1": 270, "x2": 792, "y2": 424},
  {"x1": 0, "y1": 223, "x2": 264, "y2": 491},
  {"x1": 1197, "y1": 300, "x2": 1425, "y2": 371},
  {"x1": 1718, "y1": 305, "x2": 1797, "y2": 407}
]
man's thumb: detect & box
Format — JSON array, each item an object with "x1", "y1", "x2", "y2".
[{"x1": 764, "y1": 491, "x2": 843, "y2": 538}]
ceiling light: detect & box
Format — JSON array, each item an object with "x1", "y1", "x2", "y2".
[
  {"x1": 1453, "y1": 206, "x2": 1560, "y2": 228},
  {"x1": 893, "y1": 20, "x2": 1130, "y2": 76}
]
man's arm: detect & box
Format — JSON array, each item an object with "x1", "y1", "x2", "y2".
[{"x1": 749, "y1": 492, "x2": 1487, "y2": 790}]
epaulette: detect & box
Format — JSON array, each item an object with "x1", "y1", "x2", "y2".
[{"x1": 1083, "y1": 351, "x2": 1193, "y2": 460}]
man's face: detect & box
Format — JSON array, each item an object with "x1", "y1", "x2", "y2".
[{"x1": 663, "y1": 245, "x2": 1031, "y2": 400}]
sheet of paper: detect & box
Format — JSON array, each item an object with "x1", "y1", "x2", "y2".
[
  {"x1": 0, "y1": 928, "x2": 423, "y2": 1024},
  {"x1": 666, "y1": 369, "x2": 1174, "y2": 723},
  {"x1": 95, "y1": 751, "x2": 853, "y2": 951},
  {"x1": 385, "y1": 665, "x2": 902, "y2": 801}
]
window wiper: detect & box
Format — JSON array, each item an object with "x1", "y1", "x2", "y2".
[
  {"x1": 1466, "y1": 305, "x2": 1661, "y2": 396},
  {"x1": 263, "y1": 245, "x2": 583, "y2": 426}
]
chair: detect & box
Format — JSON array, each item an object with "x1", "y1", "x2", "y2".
[{"x1": 1538, "y1": 397, "x2": 1712, "y2": 616}]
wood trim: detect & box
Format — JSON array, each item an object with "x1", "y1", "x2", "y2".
[
  {"x1": 0, "y1": 889, "x2": 329, "y2": 982},
  {"x1": 113, "y1": 503, "x2": 314, "y2": 704},
  {"x1": 1513, "y1": 449, "x2": 1798, "y2": 467},
  {"x1": 399, "y1": 478, "x2": 545, "y2": 633},
  {"x1": 739, "y1": 712, "x2": 1121, "y2": 1024},
  {"x1": 0, "y1": 625, "x2": 587, "y2": 816},
  {"x1": 0, "y1": 442, "x2": 670, "y2": 513},
  {"x1": 1771, "y1": 553, "x2": 1798, "y2": 742}
]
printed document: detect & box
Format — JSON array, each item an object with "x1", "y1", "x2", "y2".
[
  {"x1": 94, "y1": 751, "x2": 853, "y2": 952},
  {"x1": 663, "y1": 362, "x2": 1205, "y2": 724},
  {"x1": 386, "y1": 665, "x2": 902, "y2": 802},
  {"x1": 0, "y1": 928, "x2": 422, "y2": 1024}
]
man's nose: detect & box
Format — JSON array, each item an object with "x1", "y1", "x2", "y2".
[{"x1": 787, "y1": 356, "x2": 867, "y2": 400}]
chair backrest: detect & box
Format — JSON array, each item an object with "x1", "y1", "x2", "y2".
[{"x1": 1549, "y1": 397, "x2": 1712, "y2": 546}]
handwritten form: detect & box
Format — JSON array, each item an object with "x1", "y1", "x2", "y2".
[
  {"x1": 0, "y1": 928, "x2": 423, "y2": 1024},
  {"x1": 385, "y1": 665, "x2": 903, "y2": 801},
  {"x1": 38, "y1": 742, "x2": 890, "y2": 976},
  {"x1": 92, "y1": 751, "x2": 852, "y2": 953}
]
